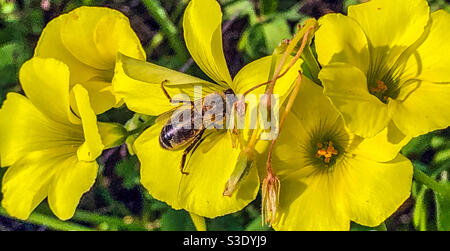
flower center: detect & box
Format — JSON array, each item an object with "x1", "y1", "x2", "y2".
[
  {"x1": 369, "y1": 80, "x2": 389, "y2": 103},
  {"x1": 315, "y1": 140, "x2": 339, "y2": 164}
]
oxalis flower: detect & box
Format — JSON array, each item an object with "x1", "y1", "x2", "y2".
[
  {"x1": 315, "y1": 0, "x2": 450, "y2": 139},
  {"x1": 270, "y1": 77, "x2": 413, "y2": 230},
  {"x1": 0, "y1": 58, "x2": 125, "y2": 220},
  {"x1": 113, "y1": 0, "x2": 300, "y2": 217},
  {"x1": 34, "y1": 6, "x2": 146, "y2": 114}
]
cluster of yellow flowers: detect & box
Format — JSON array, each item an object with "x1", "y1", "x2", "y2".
[{"x1": 0, "y1": 0, "x2": 449, "y2": 230}]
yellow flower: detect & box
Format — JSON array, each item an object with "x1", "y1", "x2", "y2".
[
  {"x1": 315, "y1": 0, "x2": 450, "y2": 138},
  {"x1": 34, "y1": 6, "x2": 146, "y2": 114},
  {"x1": 113, "y1": 0, "x2": 300, "y2": 217},
  {"x1": 270, "y1": 77, "x2": 413, "y2": 230},
  {"x1": 0, "y1": 57, "x2": 123, "y2": 220}
]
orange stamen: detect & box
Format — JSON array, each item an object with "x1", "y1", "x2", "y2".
[
  {"x1": 316, "y1": 141, "x2": 339, "y2": 163},
  {"x1": 370, "y1": 80, "x2": 388, "y2": 93}
]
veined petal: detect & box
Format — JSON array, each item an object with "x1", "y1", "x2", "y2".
[
  {"x1": 402, "y1": 10, "x2": 450, "y2": 83},
  {"x1": 183, "y1": 0, "x2": 232, "y2": 86},
  {"x1": 1, "y1": 149, "x2": 74, "y2": 220},
  {"x1": 339, "y1": 154, "x2": 413, "y2": 226},
  {"x1": 316, "y1": 13, "x2": 370, "y2": 73},
  {"x1": 273, "y1": 173, "x2": 349, "y2": 231},
  {"x1": 0, "y1": 93, "x2": 84, "y2": 167},
  {"x1": 48, "y1": 157, "x2": 98, "y2": 220},
  {"x1": 390, "y1": 80, "x2": 450, "y2": 137},
  {"x1": 348, "y1": 0, "x2": 429, "y2": 69},
  {"x1": 72, "y1": 84, "x2": 104, "y2": 162},
  {"x1": 71, "y1": 80, "x2": 118, "y2": 115},
  {"x1": 112, "y1": 53, "x2": 224, "y2": 116},
  {"x1": 178, "y1": 132, "x2": 259, "y2": 218},
  {"x1": 60, "y1": 6, "x2": 145, "y2": 70},
  {"x1": 320, "y1": 63, "x2": 391, "y2": 138},
  {"x1": 19, "y1": 57, "x2": 75, "y2": 124},
  {"x1": 98, "y1": 122, "x2": 127, "y2": 149},
  {"x1": 232, "y1": 55, "x2": 302, "y2": 103},
  {"x1": 135, "y1": 121, "x2": 184, "y2": 210},
  {"x1": 34, "y1": 14, "x2": 100, "y2": 85},
  {"x1": 351, "y1": 121, "x2": 411, "y2": 162},
  {"x1": 290, "y1": 77, "x2": 341, "y2": 134}
]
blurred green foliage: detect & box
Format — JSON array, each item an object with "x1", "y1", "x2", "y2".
[{"x1": 0, "y1": 0, "x2": 449, "y2": 231}]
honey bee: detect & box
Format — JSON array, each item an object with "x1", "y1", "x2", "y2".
[{"x1": 158, "y1": 81, "x2": 238, "y2": 174}]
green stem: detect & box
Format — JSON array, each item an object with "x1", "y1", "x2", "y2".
[
  {"x1": 72, "y1": 210, "x2": 148, "y2": 231},
  {"x1": 413, "y1": 166, "x2": 449, "y2": 195},
  {"x1": 189, "y1": 213, "x2": 206, "y2": 231},
  {"x1": 300, "y1": 45, "x2": 321, "y2": 84},
  {"x1": 127, "y1": 117, "x2": 155, "y2": 137},
  {"x1": 375, "y1": 222, "x2": 388, "y2": 231},
  {"x1": 142, "y1": 0, "x2": 189, "y2": 63},
  {"x1": 0, "y1": 207, "x2": 94, "y2": 231}
]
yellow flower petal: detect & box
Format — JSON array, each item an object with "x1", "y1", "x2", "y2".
[
  {"x1": 178, "y1": 132, "x2": 259, "y2": 218},
  {"x1": 402, "y1": 10, "x2": 450, "y2": 83},
  {"x1": 351, "y1": 121, "x2": 411, "y2": 162},
  {"x1": 98, "y1": 122, "x2": 127, "y2": 149},
  {"x1": 1, "y1": 149, "x2": 72, "y2": 220},
  {"x1": 390, "y1": 80, "x2": 450, "y2": 137},
  {"x1": 0, "y1": 93, "x2": 83, "y2": 167},
  {"x1": 231, "y1": 55, "x2": 302, "y2": 102},
  {"x1": 183, "y1": 0, "x2": 232, "y2": 86},
  {"x1": 34, "y1": 14, "x2": 100, "y2": 85},
  {"x1": 19, "y1": 57, "x2": 76, "y2": 124},
  {"x1": 71, "y1": 80, "x2": 118, "y2": 115},
  {"x1": 136, "y1": 120, "x2": 259, "y2": 218},
  {"x1": 273, "y1": 174, "x2": 349, "y2": 231},
  {"x1": 316, "y1": 13, "x2": 370, "y2": 72},
  {"x1": 112, "y1": 53, "x2": 224, "y2": 116},
  {"x1": 60, "y1": 6, "x2": 145, "y2": 70},
  {"x1": 339, "y1": 154, "x2": 413, "y2": 227},
  {"x1": 135, "y1": 120, "x2": 184, "y2": 210},
  {"x1": 320, "y1": 63, "x2": 391, "y2": 138},
  {"x1": 72, "y1": 84, "x2": 104, "y2": 162},
  {"x1": 348, "y1": 0, "x2": 429, "y2": 69},
  {"x1": 48, "y1": 157, "x2": 98, "y2": 220}
]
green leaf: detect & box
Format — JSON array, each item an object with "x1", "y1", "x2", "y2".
[
  {"x1": 260, "y1": 0, "x2": 278, "y2": 15},
  {"x1": 242, "y1": 17, "x2": 291, "y2": 60},
  {"x1": 115, "y1": 155, "x2": 140, "y2": 189},
  {"x1": 350, "y1": 222, "x2": 377, "y2": 231},
  {"x1": 0, "y1": 41, "x2": 31, "y2": 86},
  {"x1": 401, "y1": 133, "x2": 433, "y2": 157},
  {"x1": 160, "y1": 209, "x2": 196, "y2": 231},
  {"x1": 262, "y1": 18, "x2": 291, "y2": 54},
  {"x1": 433, "y1": 148, "x2": 450, "y2": 166},
  {"x1": 245, "y1": 216, "x2": 271, "y2": 231},
  {"x1": 413, "y1": 185, "x2": 428, "y2": 231},
  {"x1": 435, "y1": 183, "x2": 450, "y2": 231}
]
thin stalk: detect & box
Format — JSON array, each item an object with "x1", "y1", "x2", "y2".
[
  {"x1": 0, "y1": 207, "x2": 94, "y2": 231},
  {"x1": 142, "y1": 0, "x2": 189, "y2": 62},
  {"x1": 72, "y1": 210, "x2": 148, "y2": 231},
  {"x1": 189, "y1": 213, "x2": 207, "y2": 231},
  {"x1": 413, "y1": 166, "x2": 449, "y2": 196},
  {"x1": 127, "y1": 118, "x2": 156, "y2": 137}
]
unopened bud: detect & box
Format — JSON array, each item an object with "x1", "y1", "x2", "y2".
[
  {"x1": 261, "y1": 172, "x2": 280, "y2": 226},
  {"x1": 223, "y1": 149, "x2": 253, "y2": 197}
]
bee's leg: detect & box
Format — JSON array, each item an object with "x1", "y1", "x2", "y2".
[
  {"x1": 179, "y1": 129, "x2": 206, "y2": 175},
  {"x1": 161, "y1": 80, "x2": 194, "y2": 105}
]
